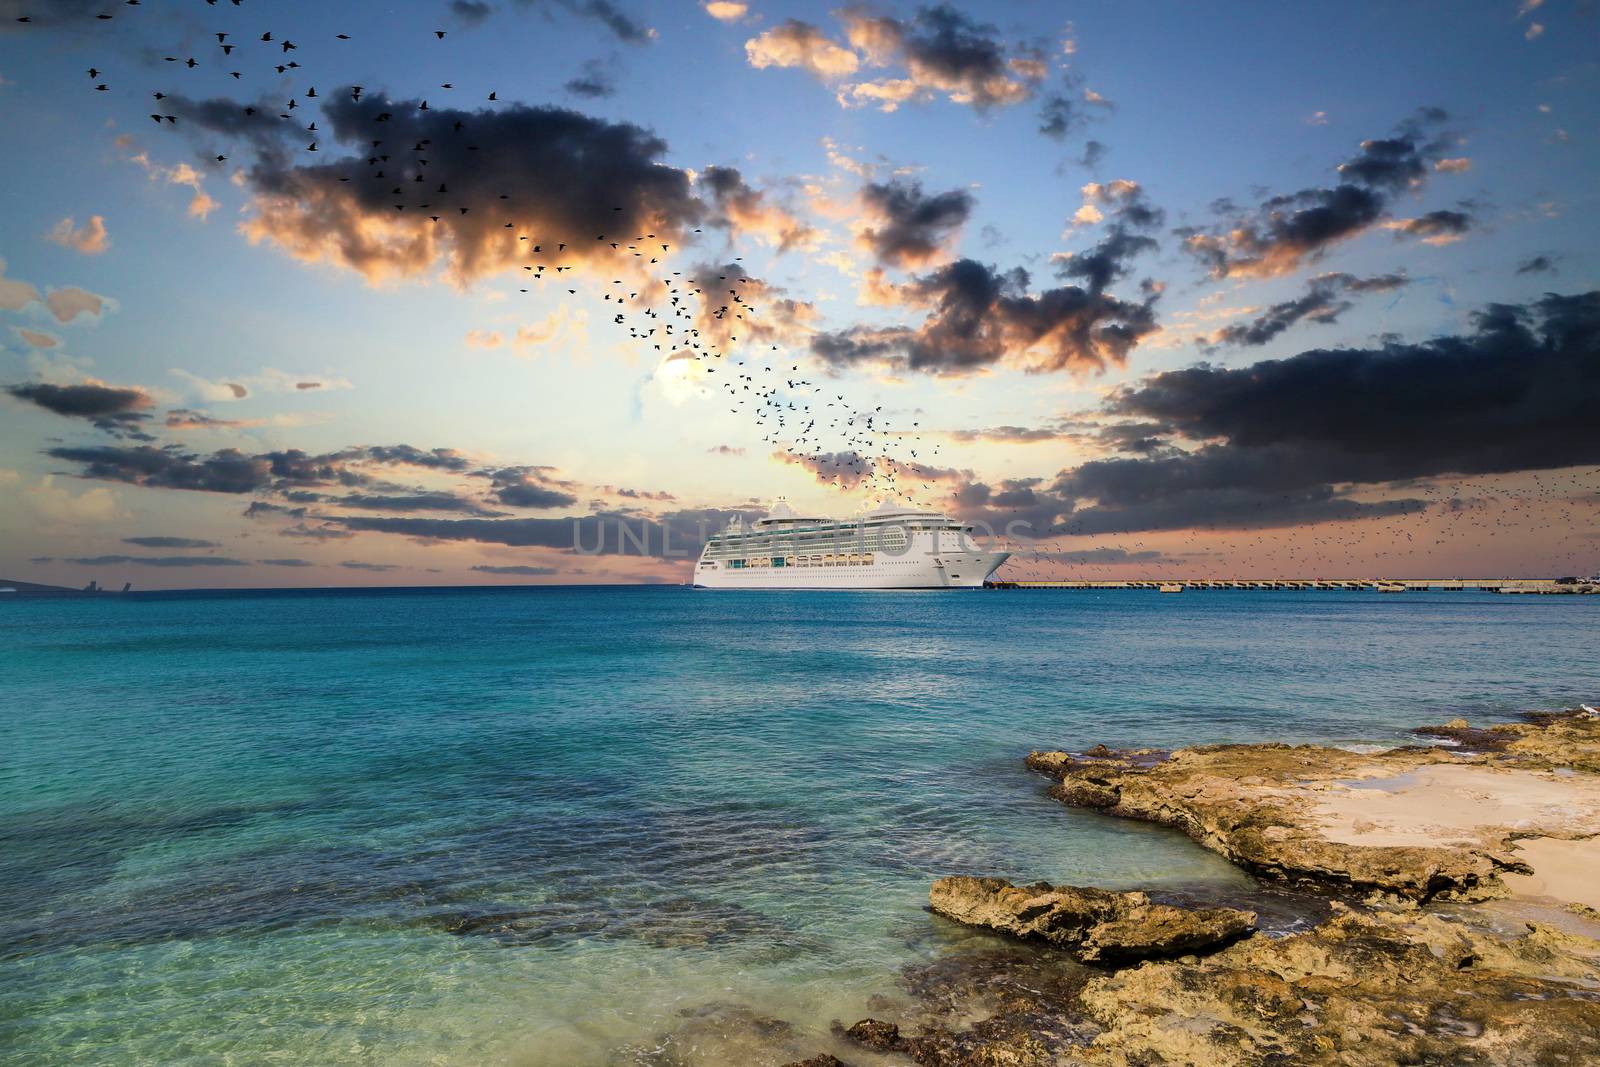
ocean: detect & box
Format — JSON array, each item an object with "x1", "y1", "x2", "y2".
[{"x1": 3, "y1": 586, "x2": 1597, "y2": 1065}]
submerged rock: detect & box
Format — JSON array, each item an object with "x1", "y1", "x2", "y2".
[{"x1": 929, "y1": 876, "x2": 1256, "y2": 963}]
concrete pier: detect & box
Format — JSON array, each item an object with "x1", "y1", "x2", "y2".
[{"x1": 985, "y1": 578, "x2": 1598, "y2": 593}]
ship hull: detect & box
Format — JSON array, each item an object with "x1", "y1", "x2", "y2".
[{"x1": 693, "y1": 550, "x2": 1009, "y2": 590}]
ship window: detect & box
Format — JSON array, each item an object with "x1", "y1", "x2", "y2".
[{"x1": 772, "y1": 557, "x2": 785, "y2": 567}]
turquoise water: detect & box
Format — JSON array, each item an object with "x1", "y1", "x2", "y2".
[{"x1": 3, "y1": 587, "x2": 1597, "y2": 1064}]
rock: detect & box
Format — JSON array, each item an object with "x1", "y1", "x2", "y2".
[
  {"x1": 1048, "y1": 777, "x2": 1118, "y2": 808},
  {"x1": 1029, "y1": 710, "x2": 1600, "y2": 902},
  {"x1": 780, "y1": 1056, "x2": 848, "y2": 1067},
  {"x1": 929, "y1": 876, "x2": 1255, "y2": 963},
  {"x1": 1077, "y1": 904, "x2": 1600, "y2": 1066},
  {"x1": 834, "y1": 1018, "x2": 903, "y2": 1052}
]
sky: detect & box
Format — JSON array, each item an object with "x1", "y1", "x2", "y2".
[{"x1": 0, "y1": 0, "x2": 1596, "y2": 587}]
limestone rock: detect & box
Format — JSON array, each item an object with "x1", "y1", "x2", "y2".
[{"x1": 929, "y1": 876, "x2": 1255, "y2": 963}]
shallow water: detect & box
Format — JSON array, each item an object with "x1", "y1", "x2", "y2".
[{"x1": 2, "y1": 587, "x2": 1597, "y2": 1064}]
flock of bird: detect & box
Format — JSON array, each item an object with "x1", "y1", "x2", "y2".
[
  {"x1": 13, "y1": 5, "x2": 1596, "y2": 579},
  {"x1": 20, "y1": 2, "x2": 949, "y2": 506}
]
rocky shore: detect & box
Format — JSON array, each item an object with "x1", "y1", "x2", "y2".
[{"x1": 777, "y1": 707, "x2": 1600, "y2": 1066}]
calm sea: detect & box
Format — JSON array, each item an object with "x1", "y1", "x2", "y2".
[{"x1": 3, "y1": 587, "x2": 1597, "y2": 1064}]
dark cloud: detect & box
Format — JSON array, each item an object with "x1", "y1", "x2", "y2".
[
  {"x1": 519, "y1": 0, "x2": 655, "y2": 43},
  {"x1": 856, "y1": 178, "x2": 973, "y2": 268},
  {"x1": 1037, "y1": 91, "x2": 1079, "y2": 141},
  {"x1": 175, "y1": 92, "x2": 702, "y2": 285},
  {"x1": 7, "y1": 381, "x2": 154, "y2": 437},
  {"x1": 707, "y1": 444, "x2": 745, "y2": 456},
  {"x1": 46, "y1": 441, "x2": 527, "y2": 513},
  {"x1": 335, "y1": 491, "x2": 506, "y2": 516},
  {"x1": 564, "y1": 59, "x2": 616, "y2": 98},
  {"x1": 1334, "y1": 107, "x2": 1452, "y2": 190},
  {"x1": 244, "y1": 501, "x2": 306, "y2": 519},
  {"x1": 470, "y1": 564, "x2": 559, "y2": 575},
  {"x1": 1390, "y1": 209, "x2": 1471, "y2": 244},
  {"x1": 813, "y1": 257, "x2": 1159, "y2": 375},
  {"x1": 339, "y1": 560, "x2": 399, "y2": 571},
  {"x1": 1210, "y1": 272, "x2": 1408, "y2": 347},
  {"x1": 450, "y1": 0, "x2": 494, "y2": 25},
  {"x1": 282, "y1": 523, "x2": 356, "y2": 541},
  {"x1": 1181, "y1": 184, "x2": 1386, "y2": 280},
  {"x1": 944, "y1": 425, "x2": 1069, "y2": 443},
  {"x1": 165, "y1": 409, "x2": 244, "y2": 431},
  {"x1": 698, "y1": 166, "x2": 817, "y2": 251},
  {"x1": 258, "y1": 558, "x2": 315, "y2": 567},
  {"x1": 122, "y1": 536, "x2": 219, "y2": 549},
  {"x1": 47, "y1": 444, "x2": 271, "y2": 494},
  {"x1": 1050, "y1": 290, "x2": 1600, "y2": 532},
  {"x1": 356, "y1": 445, "x2": 474, "y2": 471},
  {"x1": 328, "y1": 507, "x2": 756, "y2": 557},
  {"x1": 481, "y1": 466, "x2": 581, "y2": 509},
  {"x1": 57, "y1": 555, "x2": 249, "y2": 568},
  {"x1": 1516, "y1": 255, "x2": 1557, "y2": 275},
  {"x1": 838, "y1": 4, "x2": 1047, "y2": 111},
  {"x1": 1180, "y1": 109, "x2": 1454, "y2": 279}
]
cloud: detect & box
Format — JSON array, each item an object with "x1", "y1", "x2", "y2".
[
  {"x1": 854, "y1": 178, "x2": 973, "y2": 268},
  {"x1": 1434, "y1": 157, "x2": 1472, "y2": 173},
  {"x1": 519, "y1": 0, "x2": 656, "y2": 43},
  {"x1": 47, "y1": 444, "x2": 272, "y2": 493},
  {"x1": 335, "y1": 491, "x2": 505, "y2": 516},
  {"x1": 15, "y1": 327, "x2": 59, "y2": 348},
  {"x1": 0, "y1": 257, "x2": 41, "y2": 311},
  {"x1": 55, "y1": 554, "x2": 248, "y2": 567},
  {"x1": 745, "y1": 20, "x2": 862, "y2": 79},
  {"x1": 470, "y1": 563, "x2": 559, "y2": 575},
  {"x1": 327, "y1": 507, "x2": 755, "y2": 557},
  {"x1": 171, "y1": 92, "x2": 704, "y2": 287},
  {"x1": 708, "y1": 444, "x2": 745, "y2": 455},
  {"x1": 944, "y1": 424, "x2": 1070, "y2": 443},
  {"x1": 482, "y1": 465, "x2": 581, "y2": 509},
  {"x1": 835, "y1": 5, "x2": 1047, "y2": 112},
  {"x1": 171, "y1": 367, "x2": 352, "y2": 402},
  {"x1": 702, "y1": 1, "x2": 747, "y2": 22},
  {"x1": 127, "y1": 153, "x2": 218, "y2": 221},
  {"x1": 1384, "y1": 208, "x2": 1472, "y2": 245},
  {"x1": 1050, "y1": 290, "x2": 1600, "y2": 532},
  {"x1": 6, "y1": 380, "x2": 154, "y2": 437},
  {"x1": 46, "y1": 215, "x2": 110, "y2": 255},
  {"x1": 1180, "y1": 109, "x2": 1455, "y2": 279},
  {"x1": 814, "y1": 182, "x2": 1163, "y2": 376},
  {"x1": 123, "y1": 536, "x2": 219, "y2": 548},
  {"x1": 1516, "y1": 255, "x2": 1557, "y2": 275},
  {"x1": 165, "y1": 408, "x2": 244, "y2": 430},
  {"x1": 564, "y1": 59, "x2": 615, "y2": 98},
  {"x1": 813, "y1": 256, "x2": 1160, "y2": 375},
  {"x1": 700, "y1": 166, "x2": 818, "y2": 252},
  {"x1": 450, "y1": 0, "x2": 493, "y2": 25},
  {"x1": 258, "y1": 557, "x2": 315, "y2": 567},
  {"x1": 1209, "y1": 272, "x2": 1408, "y2": 347},
  {"x1": 44, "y1": 286, "x2": 107, "y2": 323},
  {"x1": 44, "y1": 441, "x2": 474, "y2": 498},
  {"x1": 339, "y1": 560, "x2": 399, "y2": 572}
]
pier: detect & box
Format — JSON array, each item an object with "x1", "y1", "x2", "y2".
[{"x1": 986, "y1": 578, "x2": 1599, "y2": 594}]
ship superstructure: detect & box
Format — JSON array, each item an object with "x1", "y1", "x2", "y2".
[{"x1": 693, "y1": 501, "x2": 1009, "y2": 589}]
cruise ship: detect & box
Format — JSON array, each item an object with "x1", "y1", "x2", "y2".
[{"x1": 693, "y1": 501, "x2": 1010, "y2": 589}]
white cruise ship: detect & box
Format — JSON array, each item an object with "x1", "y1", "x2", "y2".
[{"x1": 693, "y1": 501, "x2": 1010, "y2": 589}]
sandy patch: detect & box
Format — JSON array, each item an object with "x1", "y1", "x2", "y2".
[
  {"x1": 1308, "y1": 763, "x2": 1600, "y2": 850},
  {"x1": 1500, "y1": 836, "x2": 1600, "y2": 911}
]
